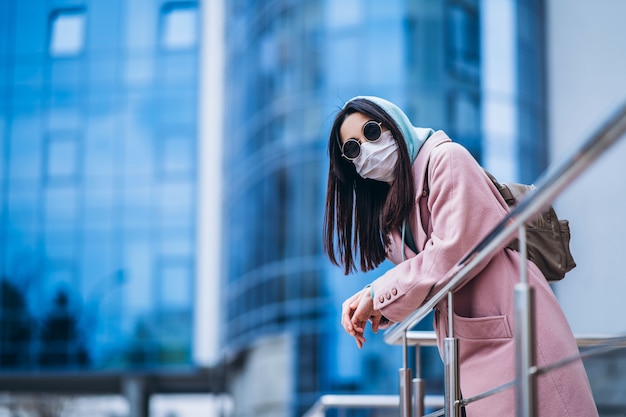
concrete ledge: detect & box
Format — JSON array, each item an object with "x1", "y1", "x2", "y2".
[{"x1": 0, "y1": 367, "x2": 226, "y2": 395}]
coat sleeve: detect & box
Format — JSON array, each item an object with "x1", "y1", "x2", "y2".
[{"x1": 371, "y1": 142, "x2": 510, "y2": 323}]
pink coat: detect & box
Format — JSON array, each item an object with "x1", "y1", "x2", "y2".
[{"x1": 371, "y1": 131, "x2": 597, "y2": 416}]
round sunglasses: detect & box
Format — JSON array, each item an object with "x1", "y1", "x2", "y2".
[{"x1": 340, "y1": 120, "x2": 383, "y2": 160}]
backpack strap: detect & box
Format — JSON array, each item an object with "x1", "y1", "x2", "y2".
[
  {"x1": 402, "y1": 220, "x2": 418, "y2": 255},
  {"x1": 484, "y1": 169, "x2": 515, "y2": 206}
]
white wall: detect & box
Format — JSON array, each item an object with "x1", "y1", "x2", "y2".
[
  {"x1": 229, "y1": 334, "x2": 294, "y2": 417},
  {"x1": 547, "y1": 0, "x2": 626, "y2": 334},
  {"x1": 195, "y1": 0, "x2": 225, "y2": 365},
  {"x1": 481, "y1": 0, "x2": 518, "y2": 184}
]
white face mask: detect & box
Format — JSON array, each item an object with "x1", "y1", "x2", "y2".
[{"x1": 353, "y1": 130, "x2": 399, "y2": 183}]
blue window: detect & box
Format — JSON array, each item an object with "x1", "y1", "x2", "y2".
[
  {"x1": 160, "y1": 135, "x2": 195, "y2": 178},
  {"x1": 448, "y1": 91, "x2": 481, "y2": 159},
  {"x1": 158, "y1": 260, "x2": 192, "y2": 309},
  {"x1": 160, "y1": 3, "x2": 198, "y2": 50},
  {"x1": 49, "y1": 8, "x2": 86, "y2": 57},
  {"x1": 447, "y1": 2, "x2": 480, "y2": 81}
]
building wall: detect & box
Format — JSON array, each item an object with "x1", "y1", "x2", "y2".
[
  {"x1": 228, "y1": 334, "x2": 293, "y2": 417},
  {"x1": 196, "y1": 0, "x2": 225, "y2": 367},
  {"x1": 547, "y1": 1, "x2": 626, "y2": 414},
  {"x1": 547, "y1": 0, "x2": 626, "y2": 334}
]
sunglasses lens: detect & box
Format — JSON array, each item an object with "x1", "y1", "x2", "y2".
[
  {"x1": 363, "y1": 121, "x2": 382, "y2": 141},
  {"x1": 342, "y1": 140, "x2": 361, "y2": 160}
]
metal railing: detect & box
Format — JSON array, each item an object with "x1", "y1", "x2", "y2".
[
  {"x1": 381, "y1": 100, "x2": 626, "y2": 417},
  {"x1": 303, "y1": 100, "x2": 626, "y2": 417},
  {"x1": 302, "y1": 334, "x2": 626, "y2": 417}
]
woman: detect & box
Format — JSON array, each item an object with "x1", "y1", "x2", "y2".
[{"x1": 323, "y1": 96, "x2": 598, "y2": 416}]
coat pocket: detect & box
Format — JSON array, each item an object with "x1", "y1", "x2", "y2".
[{"x1": 453, "y1": 313, "x2": 513, "y2": 340}]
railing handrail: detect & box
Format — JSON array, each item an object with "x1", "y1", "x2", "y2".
[
  {"x1": 384, "y1": 100, "x2": 626, "y2": 345},
  {"x1": 387, "y1": 330, "x2": 626, "y2": 348}
]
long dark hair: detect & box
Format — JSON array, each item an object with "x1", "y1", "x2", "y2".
[{"x1": 323, "y1": 99, "x2": 416, "y2": 274}]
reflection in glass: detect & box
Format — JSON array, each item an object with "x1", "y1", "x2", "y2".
[
  {"x1": 46, "y1": 134, "x2": 78, "y2": 181},
  {"x1": 161, "y1": 135, "x2": 194, "y2": 178}
]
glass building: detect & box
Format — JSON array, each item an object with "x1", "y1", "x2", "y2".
[
  {"x1": 222, "y1": 0, "x2": 547, "y2": 416},
  {"x1": 0, "y1": 0, "x2": 200, "y2": 371},
  {"x1": 0, "y1": 0, "x2": 548, "y2": 416}
]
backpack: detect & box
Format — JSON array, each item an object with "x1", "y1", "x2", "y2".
[{"x1": 484, "y1": 170, "x2": 576, "y2": 282}]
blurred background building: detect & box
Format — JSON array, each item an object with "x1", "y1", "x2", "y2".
[
  {"x1": 0, "y1": 0, "x2": 225, "y2": 416},
  {"x1": 0, "y1": 0, "x2": 201, "y2": 370},
  {"x1": 0, "y1": 0, "x2": 625, "y2": 417},
  {"x1": 221, "y1": 0, "x2": 546, "y2": 416}
]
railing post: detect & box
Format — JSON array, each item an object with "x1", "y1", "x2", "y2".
[
  {"x1": 399, "y1": 331, "x2": 413, "y2": 417},
  {"x1": 444, "y1": 292, "x2": 461, "y2": 417},
  {"x1": 413, "y1": 343, "x2": 425, "y2": 417},
  {"x1": 515, "y1": 226, "x2": 537, "y2": 417}
]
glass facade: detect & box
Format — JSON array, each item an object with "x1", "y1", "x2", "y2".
[
  {"x1": 515, "y1": 0, "x2": 548, "y2": 182},
  {"x1": 0, "y1": 0, "x2": 548, "y2": 415},
  {"x1": 0, "y1": 0, "x2": 199, "y2": 370},
  {"x1": 222, "y1": 1, "x2": 330, "y2": 414},
  {"x1": 222, "y1": 0, "x2": 546, "y2": 416}
]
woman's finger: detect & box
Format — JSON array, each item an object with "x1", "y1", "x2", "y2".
[
  {"x1": 354, "y1": 333, "x2": 366, "y2": 348},
  {"x1": 369, "y1": 314, "x2": 381, "y2": 334},
  {"x1": 341, "y1": 302, "x2": 357, "y2": 335}
]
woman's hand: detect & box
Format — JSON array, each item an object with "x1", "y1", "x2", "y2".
[{"x1": 341, "y1": 286, "x2": 383, "y2": 348}]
